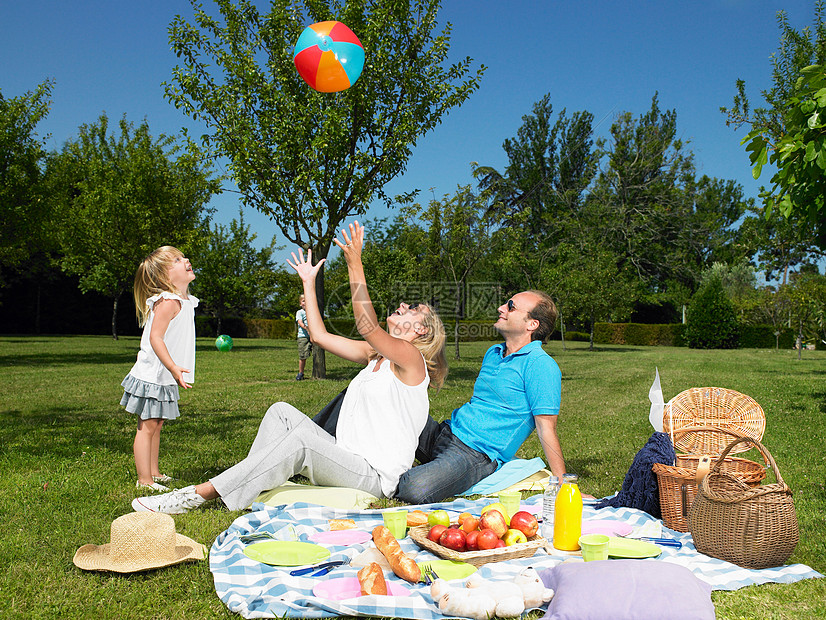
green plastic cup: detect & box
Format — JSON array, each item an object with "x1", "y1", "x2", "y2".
[
  {"x1": 382, "y1": 510, "x2": 408, "y2": 539},
  {"x1": 497, "y1": 490, "x2": 522, "y2": 521},
  {"x1": 579, "y1": 533, "x2": 610, "y2": 561}
]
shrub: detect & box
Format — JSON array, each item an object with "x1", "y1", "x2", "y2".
[
  {"x1": 593, "y1": 323, "x2": 684, "y2": 346},
  {"x1": 738, "y1": 325, "x2": 796, "y2": 349},
  {"x1": 684, "y1": 277, "x2": 739, "y2": 349}
]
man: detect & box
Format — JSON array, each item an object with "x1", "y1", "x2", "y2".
[
  {"x1": 395, "y1": 290, "x2": 565, "y2": 504},
  {"x1": 295, "y1": 294, "x2": 311, "y2": 380}
]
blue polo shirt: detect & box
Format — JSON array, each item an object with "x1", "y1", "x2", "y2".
[{"x1": 449, "y1": 340, "x2": 561, "y2": 464}]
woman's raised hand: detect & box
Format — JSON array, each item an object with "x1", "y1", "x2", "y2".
[
  {"x1": 333, "y1": 221, "x2": 364, "y2": 263},
  {"x1": 286, "y1": 248, "x2": 325, "y2": 283}
]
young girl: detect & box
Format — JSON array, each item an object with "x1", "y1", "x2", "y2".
[
  {"x1": 132, "y1": 222, "x2": 448, "y2": 514},
  {"x1": 120, "y1": 246, "x2": 197, "y2": 491}
]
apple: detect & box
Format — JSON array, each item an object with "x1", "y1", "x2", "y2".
[
  {"x1": 481, "y1": 502, "x2": 510, "y2": 525},
  {"x1": 428, "y1": 510, "x2": 451, "y2": 527},
  {"x1": 461, "y1": 516, "x2": 479, "y2": 533},
  {"x1": 465, "y1": 530, "x2": 480, "y2": 551},
  {"x1": 439, "y1": 527, "x2": 467, "y2": 552},
  {"x1": 509, "y1": 511, "x2": 539, "y2": 538},
  {"x1": 502, "y1": 528, "x2": 528, "y2": 546},
  {"x1": 427, "y1": 524, "x2": 448, "y2": 543},
  {"x1": 495, "y1": 539, "x2": 506, "y2": 548},
  {"x1": 478, "y1": 508, "x2": 508, "y2": 538},
  {"x1": 476, "y1": 528, "x2": 499, "y2": 550}
]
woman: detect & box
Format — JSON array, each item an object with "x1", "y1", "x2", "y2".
[{"x1": 132, "y1": 221, "x2": 447, "y2": 514}]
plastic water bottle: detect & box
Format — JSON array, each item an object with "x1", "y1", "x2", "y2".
[{"x1": 541, "y1": 476, "x2": 560, "y2": 540}]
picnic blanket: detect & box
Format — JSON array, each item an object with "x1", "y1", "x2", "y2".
[{"x1": 210, "y1": 495, "x2": 823, "y2": 619}]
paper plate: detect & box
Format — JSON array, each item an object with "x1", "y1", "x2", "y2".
[
  {"x1": 309, "y1": 530, "x2": 372, "y2": 546},
  {"x1": 607, "y1": 537, "x2": 662, "y2": 559},
  {"x1": 243, "y1": 541, "x2": 331, "y2": 566},
  {"x1": 418, "y1": 559, "x2": 477, "y2": 581},
  {"x1": 518, "y1": 503, "x2": 541, "y2": 515},
  {"x1": 313, "y1": 577, "x2": 411, "y2": 600},
  {"x1": 581, "y1": 520, "x2": 633, "y2": 537}
]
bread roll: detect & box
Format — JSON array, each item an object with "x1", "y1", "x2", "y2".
[
  {"x1": 357, "y1": 562, "x2": 387, "y2": 595},
  {"x1": 372, "y1": 525, "x2": 421, "y2": 583},
  {"x1": 406, "y1": 510, "x2": 428, "y2": 527}
]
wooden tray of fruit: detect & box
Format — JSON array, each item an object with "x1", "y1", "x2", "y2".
[{"x1": 409, "y1": 525, "x2": 545, "y2": 566}]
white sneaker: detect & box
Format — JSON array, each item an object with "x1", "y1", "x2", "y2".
[
  {"x1": 136, "y1": 480, "x2": 169, "y2": 492},
  {"x1": 153, "y1": 474, "x2": 174, "y2": 483},
  {"x1": 131, "y1": 485, "x2": 206, "y2": 514}
]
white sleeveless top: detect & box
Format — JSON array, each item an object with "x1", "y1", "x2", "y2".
[
  {"x1": 335, "y1": 356, "x2": 430, "y2": 497},
  {"x1": 128, "y1": 292, "x2": 198, "y2": 386}
]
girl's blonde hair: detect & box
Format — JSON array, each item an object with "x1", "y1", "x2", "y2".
[
  {"x1": 413, "y1": 304, "x2": 448, "y2": 390},
  {"x1": 133, "y1": 246, "x2": 185, "y2": 327}
]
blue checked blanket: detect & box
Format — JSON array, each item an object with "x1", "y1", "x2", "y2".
[{"x1": 210, "y1": 495, "x2": 823, "y2": 619}]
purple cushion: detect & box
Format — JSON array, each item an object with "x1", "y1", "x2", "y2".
[{"x1": 540, "y1": 560, "x2": 714, "y2": 620}]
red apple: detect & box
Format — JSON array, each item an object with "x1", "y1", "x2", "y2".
[
  {"x1": 509, "y1": 511, "x2": 539, "y2": 538},
  {"x1": 439, "y1": 527, "x2": 467, "y2": 552},
  {"x1": 465, "y1": 530, "x2": 480, "y2": 551},
  {"x1": 476, "y1": 528, "x2": 500, "y2": 550},
  {"x1": 428, "y1": 524, "x2": 448, "y2": 543},
  {"x1": 495, "y1": 539, "x2": 506, "y2": 548},
  {"x1": 478, "y1": 508, "x2": 508, "y2": 538}
]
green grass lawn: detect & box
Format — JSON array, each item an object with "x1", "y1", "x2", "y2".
[{"x1": 1, "y1": 336, "x2": 824, "y2": 618}]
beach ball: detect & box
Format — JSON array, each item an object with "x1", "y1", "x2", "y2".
[
  {"x1": 215, "y1": 335, "x2": 233, "y2": 352},
  {"x1": 293, "y1": 21, "x2": 364, "y2": 92}
]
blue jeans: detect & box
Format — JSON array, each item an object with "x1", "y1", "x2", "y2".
[{"x1": 395, "y1": 417, "x2": 498, "y2": 504}]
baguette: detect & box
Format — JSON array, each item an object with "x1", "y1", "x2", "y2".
[
  {"x1": 357, "y1": 562, "x2": 387, "y2": 596},
  {"x1": 371, "y1": 525, "x2": 421, "y2": 583}
]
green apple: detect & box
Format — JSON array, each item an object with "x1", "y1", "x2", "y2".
[
  {"x1": 427, "y1": 509, "x2": 451, "y2": 527},
  {"x1": 502, "y1": 528, "x2": 528, "y2": 546}
]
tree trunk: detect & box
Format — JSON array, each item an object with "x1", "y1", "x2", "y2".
[
  {"x1": 454, "y1": 319, "x2": 461, "y2": 360},
  {"x1": 111, "y1": 294, "x2": 120, "y2": 340},
  {"x1": 312, "y1": 258, "x2": 327, "y2": 379},
  {"x1": 217, "y1": 314, "x2": 223, "y2": 337},
  {"x1": 35, "y1": 283, "x2": 42, "y2": 335},
  {"x1": 559, "y1": 308, "x2": 566, "y2": 351},
  {"x1": 588, "y1": 312, "x2": 595, "y2": 351}
]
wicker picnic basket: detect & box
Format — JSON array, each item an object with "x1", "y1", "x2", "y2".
[
  {"x1": 689, "y1": 436, "x2": 798, "y2": 569},
  {"x1": 408, "y1": 525, "x2": 544, "y2": 566},
  {"x1": 652, "y1": 387, "x2": 767, "y2": 532}
]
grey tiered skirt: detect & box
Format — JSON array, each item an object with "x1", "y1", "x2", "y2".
[{"x1": 120, "y1": 373, "x2": 180, "y2": 420}]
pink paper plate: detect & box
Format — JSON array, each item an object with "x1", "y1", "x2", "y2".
[
  {"x1": 309, "y1": 530, "x2": 372, "y2": 546},
  {"x1": 580, "y1": 520, "x2": 633, "y2": 537},
  {"x1": 313, "y1": 577, "x2": 411, "y2": 600},
  {"x1": 518, "y1": 503, "x2": 541, "y2": 515}
]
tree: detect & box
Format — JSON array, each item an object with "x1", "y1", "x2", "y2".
[
  {"x1": 419, "y1": 184, "x2": 496, "y2": 358},
  {"x1": 684, "y1": 274, "x2": 740, "y2": 349},
  {"x1": 192, "y1": 210, "x2": 280, "y2": 335},
  {"x1": 0, "y1": 80, "x2": 53, "y2": 291},
  {"x1": 165, "y1": 0, "x2": 485, "y2": 376},
  {"x1": 723, "y1": 1, "x2": 826, "y2": 249},
  {"x1": 47, "y1": 114, "x2": 220, "y2": 338}
]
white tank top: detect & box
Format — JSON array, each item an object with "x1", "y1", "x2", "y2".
[
  {"x1": 129, "y1": 292, "x2": 198, "y2": 386},
  {"x1": 335, "y1": 356, "x2": 429, "y2": 497}
]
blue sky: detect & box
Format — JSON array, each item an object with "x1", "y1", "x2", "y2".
[{"x1": 2, "y1": 1, "x2": 817, "y2": 263}]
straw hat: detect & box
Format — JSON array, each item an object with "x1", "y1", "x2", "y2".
[{"x1": 73, "y1": 511, "x2": 206, "y2": 573}]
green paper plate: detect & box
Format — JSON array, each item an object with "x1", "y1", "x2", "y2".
[
  {"x1": 606, "y1": 537, "x2": 662, "y2": 559},
  {"x1": 243, "y1": 540, "x2": 331, "y2": 566},
  {"x1": 418, "y1": 559, "x2": 477, "y2": 581}
]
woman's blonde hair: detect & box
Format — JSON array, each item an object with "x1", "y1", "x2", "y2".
[
  {"x1": 133, "y1": 246, "x2": 185, "y2": 327},
  {"x1": 410, "y1": 304, "x2": 448, "y2": 390},
  {"x1": 368, "y1": 303, "x2": 448, "y2": 389}
]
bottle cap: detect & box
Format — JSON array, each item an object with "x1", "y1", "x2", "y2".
[
  {"x1": 562, "y1": 473, "x2": 579, "y2": 483},
  {"x1": 548, "y1": 476, "x2": 559, "y2": 485}
]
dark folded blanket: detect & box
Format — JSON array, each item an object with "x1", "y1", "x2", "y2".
[{"x1": 595, "y1": 431, "x2": 675, "y2": 518}]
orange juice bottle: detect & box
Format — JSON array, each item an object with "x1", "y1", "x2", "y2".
[{"x1": 553, "y1": 473, "x2": 583, "y2": 551}]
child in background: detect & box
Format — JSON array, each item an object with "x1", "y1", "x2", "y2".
[
  {"x1": 295, "y1": 294, "x2": 311, "y2": 380},
  {"x1": 120, "y1": 246, "x2": 198, "y2": 491}
]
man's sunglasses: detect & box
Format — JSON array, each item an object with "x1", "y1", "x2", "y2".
[
  {"x1": 507, "y1": 299, "x2": 517, "y2": 312},
  {"x1": 408, "y1": 302, "x2": 421, "y2": 310}
]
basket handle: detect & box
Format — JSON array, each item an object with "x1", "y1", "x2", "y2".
[
  {"x1": 669, "y1": 425, "x2": 748, "y2": 444},
  {"x1": 710, "y1": 436, "x2": 784, "y2": 485}
]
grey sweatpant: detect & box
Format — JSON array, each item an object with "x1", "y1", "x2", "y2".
[{"x1": 210, "y1": 402, "x2": 384, "y2": 510}]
